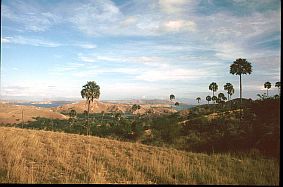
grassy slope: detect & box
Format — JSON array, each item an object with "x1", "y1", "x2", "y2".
[{"x1": 0, "y1": 127, "x2": 279, "y2": 184}]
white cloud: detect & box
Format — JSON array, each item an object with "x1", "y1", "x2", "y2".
[
  {"x1": 159, "y1": 0, "x2": 192, "y2": 14},
  {"x1": 1, "y1": 36, "x2": 61, "y2": 47},
  {"x1": 75, "y1": 43, "x2": 97, "y2": 49},
  {"x1": 135, "y1": 68, "x2": 208, "y2": 81},
  {"x1": 2, "y1": 3, "x2": 61, "y2": 32},
  {"x1": 69, "y1": 0, "x2": 122, "y2": 36},
  {"x1": 163, "y1": 20, "x2": 197, "y2": 32}
]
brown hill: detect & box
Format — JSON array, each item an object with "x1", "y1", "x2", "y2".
[
  {"x1": 0, "y1": 103, "x2": 68, "y2": 124},
  {"x1": 53, "y1": 100, "x2": 177, "y2": 115}
]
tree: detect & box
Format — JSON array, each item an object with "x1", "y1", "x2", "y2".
[
  {"x1": 81, "y1": 81, "x2": 100, "y2": 135},
  {"x1": 217, "y1": 93, "x2": 227, "y2": 108},
  {"x1": 212, "y1": 96, "x2": 217, "y2": 103},
  {"x1": 131, "y1": 104, "x2": 141, "y2": 114},
  {"x1": 275, "y1": 82, "x2": 281, "y2": 95},
  {"x1": 169, "y1": 94, "x2": 175, "y2": 108},
  {"x1": 69, "y1": 109, "x2": 77, "y2": 127},
  {"x1": 218, "y1": 93, "x2": 225, "y2": 100},
  {"x1": 206, "y1": 95, "x2": 211, "y2": 104},
  {"x1": 224, "y1": 83, "x2": 234, "y2": 101},
  {"x1": 196, "y1": 97, "x2": 201, "y2": 104},
  {"x1": 230, "y1": 58, "x2": 252, "y2": 105},
  {"x1": 264, "y1": 82, "x2": 272, "y2": 96},
  {"x1": 170, "y1": 94, "x2": 175, "y2": 101},
  {"x1": 209, "y1": 82, "x2": 218, "y2": 103}
]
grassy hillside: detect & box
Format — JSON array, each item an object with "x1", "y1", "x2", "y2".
[{"x1": 0, "y1": 127, "x2": 279, "y2": 184}]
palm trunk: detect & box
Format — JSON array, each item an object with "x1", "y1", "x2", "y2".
[
  {"x1": 239, "y1": 74, "x2": 242, "y2": 121},
  {"x1": 267, "y1": 88, "x2": 269, "y2": 96},
  {"x1": 240, "y1": 74, "x2": 242, "y2": 104},
  {"x1": 87, "y1": 100, "x2": 90, "y2": 135}
]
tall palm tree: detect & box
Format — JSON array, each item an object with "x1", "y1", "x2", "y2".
[
  {"x1": 196, "y1": 97, "x2": 201, "y2": 104},
  {"x1": 209, "y1": 82, "x2": 218, "y2": 103},
  {"x1": 224, "y1": 83, "x2": 234, "y2": 101},
  {"x1": 206, "y1": 95, "x2": 211, "y2": 104},
  {"x1": 275, "y1": 81, "x2": 281, "y2": 95},
  {"x1": 264, "y1": 82, "x2": 272, "y2": 96},
  {"x1": 81, "y1": 81, "x2": 100, "y2": 135},
  {"x1": 230, "y1": 58, "x2": 252, "y2": 105}
]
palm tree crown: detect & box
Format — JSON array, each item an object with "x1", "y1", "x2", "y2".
[
  {"x1": 224, "y1": 83, "x2": 234, "y2": 101},
  {"x1": 169, "y1": 94, "x2": 175, "y2": 101},
  {"x1": 196, "y1": 97, "x2": 201, "y2": 104},
  {"x1": 218, "y1": 93, "x2": 225, "y2": 99},
  {"x1": 209, "y1": 82, "x2": 218, "y2": 104},
  {"x1": 206, "y1": 95, "x2": 211, "y2": 104},
  {"x1": 275, "y1": 81, "x2": 281, "y2": 95},
  {"x1": 264, "y1": 81, "x2": 272, "y2": 96},
  {"x1": 230, "y1": 58, "x2": 252, "y2": 76},
  {"x1": 212, "y1": 96, "x2": 218, "y2": 103},
  {"x1": 209, "y1": 82, "x2": 218, "y2": 97},
  {"x1": 81, "y1": 81, "x2": 100, "y2": 102}
]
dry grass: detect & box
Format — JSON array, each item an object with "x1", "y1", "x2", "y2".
[
  {"x1": 0, "y1": 127, "x2": 279, "y2": 184},
  {"x1": 0, "y1": 103, "x2": 68, "y2": 124}
]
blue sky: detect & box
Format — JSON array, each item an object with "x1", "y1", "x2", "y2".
[{"x1": 1, "y1": 0, "x2": 281, "y2": 103}]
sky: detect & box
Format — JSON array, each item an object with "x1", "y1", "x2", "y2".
[{"x1": 0, "y1": 0, "x2": 281, "y2": 103}]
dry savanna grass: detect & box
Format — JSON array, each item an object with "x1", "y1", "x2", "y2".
[
  {"x1": 0, "y1": 127, "x2": 279, "y2": 184},
  {"x1": 0, "y1": 103, "x2": 68, "y2": 124}
]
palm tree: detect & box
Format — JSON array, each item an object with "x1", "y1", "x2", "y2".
[
  {"x1": 206, "y1": 95, "x2": 211, "y2": 104},
  {"x1": 81, "y1": 81, "x2": 100, "y2": 135},
  {"x1": 131, "y1": 104, "x2": 141, "y2": 114},
  {"x1": 212, "y1": 96, "x2": 217, "y2": 103},
  {"x1": 170, "y1": 94, "x2": 175, "y2": 101},
  {"x1": 218, "y1": 93, "x2": 225, "y2": 100},
  {"x1": 209, "y1": 82, "x2": 218, "y2": 103},
  {"x1": 69, "y1": 109, "x2": 77, "y2": 127},
  {"x1": 196, "y1": 97, "x2": 201, "y2": 104},
  {"x1": 264, "y1": 82, "x2": 272, "y2": 96},
  {"x1": 275, "y1": 81, "x2": 281, "y2": 95},
  {"x1": 224, "y1": 83, "x2": 234, "y2": 101},
  {"x1": 169, "y1": 94, "x2": 175, "y2": 108},
  {"x1": 230, "y1": 58, "x2": 252, "y2": 105}
]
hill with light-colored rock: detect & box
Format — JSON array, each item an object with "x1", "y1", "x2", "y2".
[
  {"x1": 0, "y1": 103, "x2": 68, "y2": 124},
  {"x1": 53, "y1": 100, "x2": 177, "y2": 115}
]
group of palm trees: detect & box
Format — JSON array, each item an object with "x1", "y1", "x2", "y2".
[
  {"x1": 80, "y1": 59, "x2": 280, "y2": 129},
  {"x1": 197, "y1": 82, "x2": 234, "y2": 105},
  {"x1": 195, "y1": 58, "x2": 252, "y2": 105},
  {"x1": 264, "y1": 81, "x2": 281, "y2": 96}
]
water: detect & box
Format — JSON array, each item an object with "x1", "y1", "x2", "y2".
[
  {"x1": 15, "y1": 101, "x2": 74, "y2": 108},
  {"x1": 172, "y1": 104, "x2": 195, "y2": 111}
]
